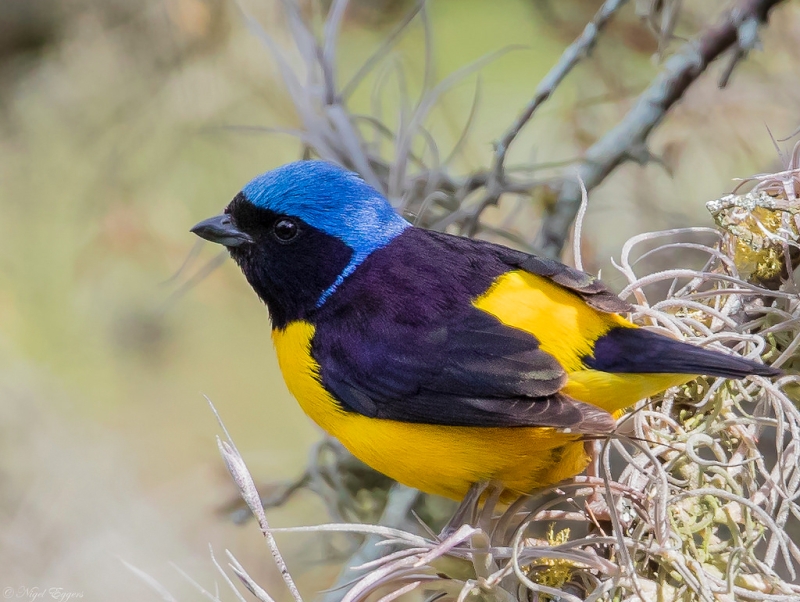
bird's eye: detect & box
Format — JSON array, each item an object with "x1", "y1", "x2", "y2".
[{"x1": 273, "y1": 218, "x2": 299, "y2": 242}]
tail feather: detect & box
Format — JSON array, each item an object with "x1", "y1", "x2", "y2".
[{"x1": 586, "y1": 327, "x2": 780, "y2": 378}]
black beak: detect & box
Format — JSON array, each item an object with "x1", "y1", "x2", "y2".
[{"x1": 190, "y1": 214, "x2": 253, "y2": 247}]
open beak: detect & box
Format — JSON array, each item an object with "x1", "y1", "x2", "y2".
[{"x1": 190, "y1": 214, "x2": 253, "y2": 247}]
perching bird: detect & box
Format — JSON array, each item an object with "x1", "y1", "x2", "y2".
[{"x1": 192, "y1": 160, "x2": 779, "y2": 500}]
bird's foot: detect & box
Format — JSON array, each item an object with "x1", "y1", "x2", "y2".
[{"x1": 570, "y1": 474, "x2": 641, "y2": 532}]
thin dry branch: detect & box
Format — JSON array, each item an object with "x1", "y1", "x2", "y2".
[
  {"x1": 534, "y1": 0, "x2": 788, "y2": 259},
  {"x1": 466, "y1": 0, "x2": 629, "y2": 235},
  {"x1": 317, "y1": 485, "x2": 421, "y2": 602},
  {"x1": 207, "y1": 396, "x2": 303, "y2": 602},
  {"x1": 492, "y1": 0, "x2": 629, "y2": 181}
]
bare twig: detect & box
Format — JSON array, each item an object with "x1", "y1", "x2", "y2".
[
  {"x1": 121, "y1": 558, "x2": 180, "y2": 602},
  {"x1": 493, "y1": 0, "x2": 628, "y2": 181},
  {"x1": 207, "y1": 396, "x2": 304, "y2": 602},
  {"x1": 227, "y1": 471, "x2": 311, "y2": 525},
  {"x1": 535, "y1": 0, "x2": 788, "y2": 258},
  {"x1": 317, "y1": 485, "x2": 422, "y2": 602},
  {"x1": 467, "y1": 0, "x2": 628, "y2": 235}
]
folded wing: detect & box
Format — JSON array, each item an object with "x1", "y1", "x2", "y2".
[{"x1": 314, "y1": 308, "x2": 615, "y2": 435}]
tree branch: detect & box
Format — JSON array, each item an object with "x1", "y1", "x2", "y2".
[
  {"x1": 493, "y1": 0, "x2": 629, "y2": 180},
  {"x1": 466, "y1": 0, "x2": 628, "y2": 235},
  {"x1": 534, "y1": 0, "x2": 788, "y2": 259}
]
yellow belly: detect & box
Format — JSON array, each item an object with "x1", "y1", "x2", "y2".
[
  {"x1": 273, "y1": 321, "x2": 588, "y2": 499},
  {"x1": 271, "y1": 271, "x2": 692, "y2": 500}
]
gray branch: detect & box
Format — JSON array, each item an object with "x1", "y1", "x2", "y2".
[
  {"x1": 467, "y1": 0, "x2": 628, "y2": 235},
  {"x1": 534, "y1": 0, "x2": 788, "y2": 259},
  {"x1": 493, "y1": 0, "x2": 629, "y2": 180}
]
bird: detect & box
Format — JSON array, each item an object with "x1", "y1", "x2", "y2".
[{"x1": 191, "y1": 160, "x2": 779, "y2": 501}]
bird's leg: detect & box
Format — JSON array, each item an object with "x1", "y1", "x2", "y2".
[
  {"x1": 440, "y1": 481, "x2": 493, "y2": 536},
  {"x1": 583, "y1": 439, "x2": 613, "y2": 527},
  {"x1": 579, "y1": 441, "x2": 642, "y2": 534},
  {"x1": 585, "y1": 439, "x2": 603, "y2": 479}
]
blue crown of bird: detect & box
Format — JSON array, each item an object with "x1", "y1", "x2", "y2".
[{"x1": 192, "y1": 160, "x2": 779, "y2": 501}]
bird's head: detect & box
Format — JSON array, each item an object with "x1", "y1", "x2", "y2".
[{"x1": 191, "y1": 160, "x2": 410, "y2": 328}]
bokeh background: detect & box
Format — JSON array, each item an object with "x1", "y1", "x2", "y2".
[{"x1": 2, "y1": 0, "x2": 800, "y2": 599}]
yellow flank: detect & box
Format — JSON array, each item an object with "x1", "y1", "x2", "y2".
[
  {"x1": 473, "y1": 270, "x2": 630, "y2": 372},
  {"x1": 474, "y1": 270, "x2": 692, "y2": 412},
  {"x1": 272, "y1": 271, "x2": 695, "y2": 500},
  {"x1": 562, "y1": 370, "x2": 691, "y2": 414},
  {"x1": 272, "y1": 321, "x2": 589, "y2": 500}
]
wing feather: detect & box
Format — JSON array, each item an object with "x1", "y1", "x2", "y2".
[
  {"x1": 315, "y1": 309, "x2": 614, "y2": 435},
  {"x1": 309, "y1": 227, "x2": 624, "y2": 437},
  {"x1": 506, "y1": 252, "x2": 632, "y2": 314}
]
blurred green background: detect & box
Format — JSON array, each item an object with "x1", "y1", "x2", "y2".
[{"x1": 2, "y1": 0, "x2": 800, "y2": 599}]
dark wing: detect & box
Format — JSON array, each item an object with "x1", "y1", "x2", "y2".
[
  {"x1": 503, "y1": 251, "x2": 633, "y2": 314},
  {"x1": 314, "y1": 308, "x2": 614, "y2": 435}
]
